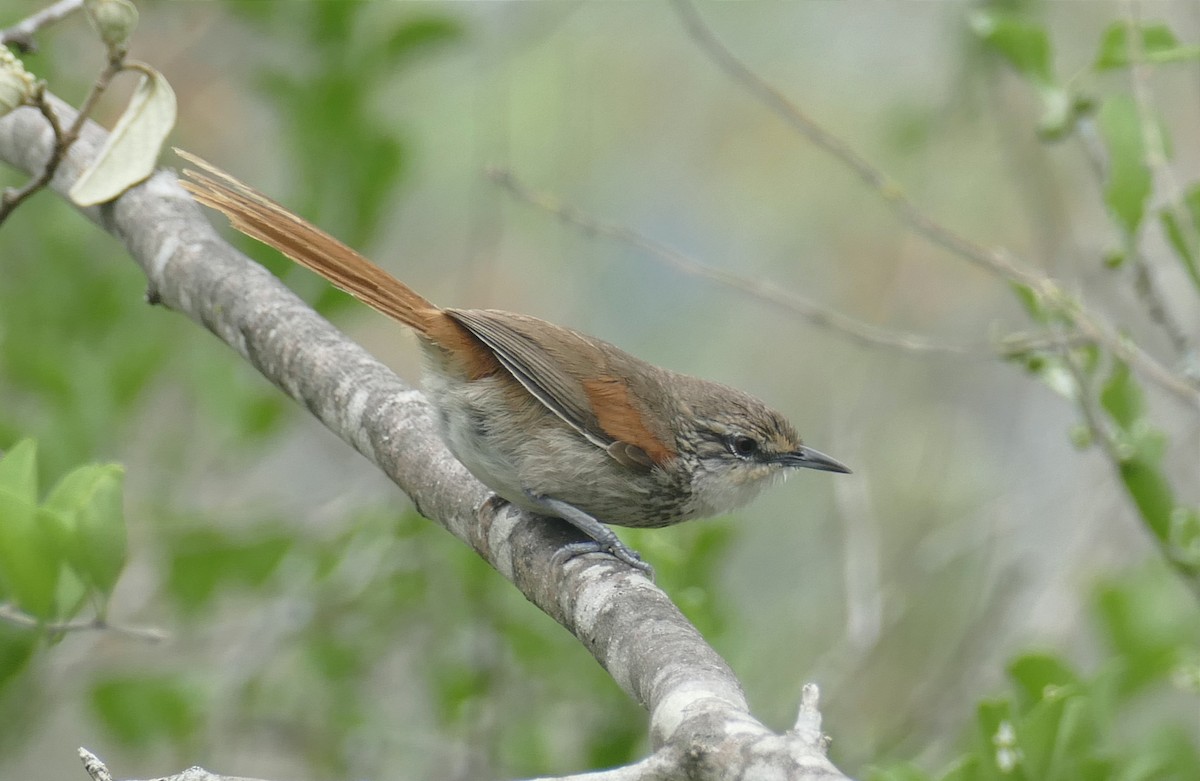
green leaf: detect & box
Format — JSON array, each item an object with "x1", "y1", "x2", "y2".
[
  {"x1": 1115, "y1": 729, "x2": 1200, "y2": 781},
  {"x1": 974, "y1": 699, "x2": 1025, "y2": 781},
  {"x1": 1099, "y1": 360, "x2": 1174, "y2": 542},
  {"x1": 383, "y1": 16, "x2": 464, "y2": 65},
  {"x1": 0, "y1": 440, "x2": 38, "y2": 504},
  {"x1": 0, "y1": 622, "x2": 38, "y2": 693},
  {"x1": 937, "y1": 756, "x2": 981, "y2": 781},
  {"x1": 1010, "y1": 282, "x2": 1047, "y2": 323},
  {"x1": 1186, "y1": 186, "x2": 1200, "y2": 236},
  {"x1": 165, "y1": 528, "x2": 290, "y2": 614},
  {"x1": 42, "y1": 464, "x2": 126, "y2": 595},
  {"x1": 1160, "y1": 210, "x2": 1200, "y2": 290},
  {"x1": 0, "y1": 485, "x2": 59, "y2": 621},
  {"x1": 1095, "y1": 22, "x2": 1200, "y2": 70},
  {"x1": 70, "y1": 66, "x2": 177, "y2": 206},
  {"x1": 970, "y1": 11, "x2": 1096, "y2": 141},
  {"x1": 1167, "y1": 507, "x2": 1200, "y2": 571},
  {"x1": 971, "y1": 11, "x2": 1054, "y2": 85},
  {"x1": 1094, "y1": 566, "x2": 1200, "y2": 694},
  {"x1": 1102, "y1": 248, "x2": 1126, "y2": 269},
  {"x1": 51, "y1": 561, "x2": 88, "y2": 622},
  {"x1": 90, "y1": 674, "x2": 205, "y2": 748},
  {"x1": 1038, "y1": 92, "x2": 1095, "y2": 142},
  {"x1": 1098, "y1": 96, "x2": 1152, "y2": 234},
  {"x1": 1100, "y1": 359, "x2": 1143, "y2": 429},
  {"x1": 1024, "y1": 354, "x2": 1078, "y2": 400},
  {"x1": 1020, "y1": 691, "x2": 1100, "y2": 781},
  {"x1": 1159, "y1": 184, "x2": 1200, "y2": 291},
  {"x1": 1008, "y1": 654, "x2": 1080, "y2": 710},
  {"x1": 866, "y1": 764, "x2": 935, "y2": 781},
  {"x1": 1120, "y1": 456, "x2": 1176, "y2": 543}
]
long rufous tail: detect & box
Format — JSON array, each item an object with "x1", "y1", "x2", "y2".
[{"x1": 176, "y1": 149, "x2": 438, "y2": 334}]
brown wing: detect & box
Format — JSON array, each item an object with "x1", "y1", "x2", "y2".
[{"x1": 444, "y1": 309, "x2": 676, "y2": 467}]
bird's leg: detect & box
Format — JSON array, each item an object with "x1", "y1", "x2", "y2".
[{"x1": 524, "y1": 493, "x2": 654, "y2": 578}]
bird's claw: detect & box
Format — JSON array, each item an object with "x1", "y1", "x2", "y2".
[{"x1": 557, "y1": 540, "x2": 655, "y2": 580}]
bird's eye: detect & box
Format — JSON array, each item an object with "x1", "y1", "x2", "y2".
[{"x1": 727, "y1": 435, "x2": 760, "y2": 459}]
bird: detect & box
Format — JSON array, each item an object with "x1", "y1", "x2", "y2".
[{"x1": 177, "y1": 150, "x2": 850, "y2": 577}]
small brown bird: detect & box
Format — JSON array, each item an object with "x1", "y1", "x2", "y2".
[{"x1": 178, "y1": 151, "x2": 849, "y2": 576}]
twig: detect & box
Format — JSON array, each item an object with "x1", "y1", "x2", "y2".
[
  {"x1": 0, "y1": 0, "x2": 84, "y2": 52},
  {"x1": 791, "y1": 683, "x2": 829, "y2": 753},
  {"x1": 487, "y1": 167, "x2": 968, "y2": 356},
  {"x1": 79, "y1": 748, "x2": 114, "y2": 781},
  {"x1": 0, "y1": 52, "x2": 123, "y2": 225},
  {"x1": 1120, "y1": 0, "x2": 1193, "y2": 357},
  {"x1": 0, "y1": 602, "x2": 169, "y2": 643},
  {"x1": 79, "y1": 749, "x2": 273, "y2": 781},
  {"x1": 669, "y1": 0, "x2": 1040, "y2": 289},
  {"x1": 0, "y1": 81, "x2": 63, "y2": 223},
  {"x1": 669, "y1": 0, "x2": 1200, "y2": 406},
  {"x1": 994, "y1": 330, "x2": 1094, "y2": 359},
  {"x1": 1057, "y1": 338, "x2": 1122, "y2": 464},
  {"x1": 1055, "y1": 286, "x2": 1196, "y2": 403},
  {"x1": 1055, "y1": 336, "x2": 1200, "y2": 598}
]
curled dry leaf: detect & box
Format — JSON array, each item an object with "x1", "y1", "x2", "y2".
[{"x1": 69, "y1": 65, "x2": 175, "y2": 207}]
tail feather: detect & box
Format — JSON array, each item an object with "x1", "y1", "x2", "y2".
[{"x1": 176, "y1": 149, "x2": 436, "y2": 333}]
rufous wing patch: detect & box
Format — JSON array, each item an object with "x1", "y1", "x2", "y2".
[
  {"x1": 421, "y1": 315, "x2": 504, "y2": 381},
  {"x1": 583, "y1": 377, "x2": 675, "y2": 467}
]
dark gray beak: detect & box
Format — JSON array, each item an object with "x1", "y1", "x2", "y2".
[{"x1": 778, "y1": 445, "x2": 852, "y2": 474}]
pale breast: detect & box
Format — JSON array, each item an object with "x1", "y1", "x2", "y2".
[{"x1": 422, "y1": 368, "x2": 693, "y2": 528}]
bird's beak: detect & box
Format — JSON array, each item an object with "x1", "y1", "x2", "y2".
[{"x1": 778, "y1": 445, "x2": 852, "y2": 474}]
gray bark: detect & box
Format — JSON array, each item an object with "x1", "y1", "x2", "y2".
[{"x1": 1, "y1": 96, "x2": 852, "y2": 781}]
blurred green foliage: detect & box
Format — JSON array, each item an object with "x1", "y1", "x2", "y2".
[
  {"x1": 985, "y1": 6, "x2": 1200, "y2": 586},
  {"x1": 91, "y1": 674, "x2": 206, "y2": 753},
  {"x1": 0, "y1": 441, "x2": 125, "y2": 623},
  {"x1": 865, "y1": 7, "x2": 1200, "y2": 779},
  {"x1": 868, "y1": 565, "x2": 1200, "y2": 781}
]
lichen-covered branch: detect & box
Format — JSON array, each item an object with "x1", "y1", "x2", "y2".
[{"x1": 0, "y1": 93, "x2": 851, "y2": 781}]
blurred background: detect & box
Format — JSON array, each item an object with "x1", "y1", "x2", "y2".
[{"x1": 1, "y1": 1, "x2": 1198, "y2": 780}]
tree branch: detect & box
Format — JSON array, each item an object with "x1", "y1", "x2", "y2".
[
  {"x1": 0, "y1": 53, "x2": 124, "y2": 225},
  {"x1": 0, "y1": 0, "x2": 84, "y2": 53},
  {"x1": 0, "y1": 94, "x2": 852, "y2": 781}
]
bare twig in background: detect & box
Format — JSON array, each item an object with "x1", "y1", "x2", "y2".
[
  {"x1": 1120, "y1": 0, "x2": 1194, "y2": 358},
  {"x1": 0, "y1": 0, "x2": 83, "y2": 52},
  {"x1": 487, "y1": 167, "x2": 968, "y2": 356},
  {"x1": 1055, "y1": 332, "x2": 1200, "y2": 599},
  {"x1": 669, "y1": 0, "x2": 1200, "y2": 406},
  {"x1": 0, "y1": 602, "x2": 168, "y2": 643},
  {"x1": 1123, "y1": 0, "x2": 1198, "y2": 234},
  {"x1": 993, "y1": 330, "x2": 1094, "y2": 358},
  {"x1": 668, "y1": 0, "x2": 1039, "y2": 289}
]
